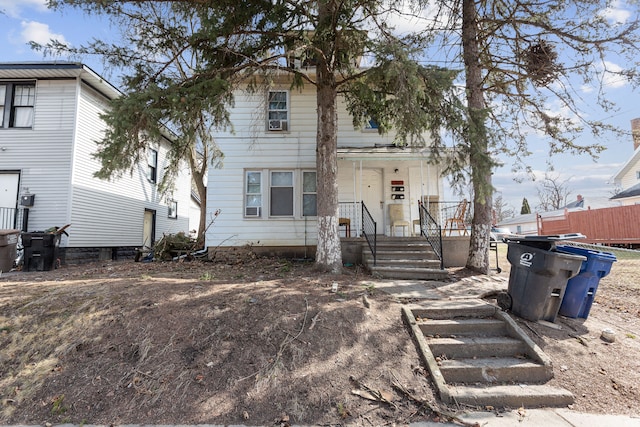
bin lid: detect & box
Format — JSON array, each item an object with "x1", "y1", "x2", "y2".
[
  {"x1": 503, "y1": 233, "x2": 586, "y2": 243},
  {"x1": 556, "y1": 244, "x2": 617, "y2": 262}
]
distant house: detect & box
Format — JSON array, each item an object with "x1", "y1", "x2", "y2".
[
  {"x1": 0, "y1": 62, "x2": 193, "y2": 263},
  {"x1": 206, "y1": 73, "x2": 445, "y2": 257},
  {"x1": 610, "y1": 118, "x2": 640, "y2": 205}
]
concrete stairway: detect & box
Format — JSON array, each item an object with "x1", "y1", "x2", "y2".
[
  {"x1": 403, "y1": 300, "x2": 574, "y2": 408},
  {"x1": 362, "y1": 237, "x2": 448, "y2": 280}
]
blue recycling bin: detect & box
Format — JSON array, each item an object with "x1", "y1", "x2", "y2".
[{"x1": 556, "y1": 245, "x2": 617, "y2": 319}]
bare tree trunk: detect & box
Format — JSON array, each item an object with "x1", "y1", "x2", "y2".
[
  {"x1": 313, "y1": 0, "x2": 342, "y2": 273},
  {"x1": 315, "y1": 73, "x2": 343, "y2": 273},
  {"x1": 187, "y1": 142, "x2": 208, "y2": 248},
  {"x1": 462, "y1": 0, "x2": 491, "y2": 274}
]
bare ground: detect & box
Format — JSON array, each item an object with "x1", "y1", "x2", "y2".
[{"x1": 0, "y1": 246, "x2": 639, "y2": 426}]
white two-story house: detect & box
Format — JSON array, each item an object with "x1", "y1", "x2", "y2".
[
  {"x1": 206, "y1": 71, "x2": 446, "y2": 259},
  {"x1": 0, "y1": 62, "x2": 193, "y2": 264}
]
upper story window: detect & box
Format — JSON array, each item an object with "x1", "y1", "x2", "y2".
[
  {"x1": 0, "y1": 82, "x2": 36, "y2": 129},
  {"x1": 147, "y1": 149, "x2": 158, "y2": 183},
  {"x1": 267, "y1": 90, "x2": 289, "y2": 131},
  {"x1": 636, "y1": 170, "x2": 640, "y2": 180}
]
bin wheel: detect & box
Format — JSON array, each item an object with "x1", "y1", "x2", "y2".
[{"x1": 496, "y1": 292, "x2": 512, "y2": 311}]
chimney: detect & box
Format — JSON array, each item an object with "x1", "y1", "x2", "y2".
[{"x1": 632, "y1": 118, "x2": 640, "y2": 151}]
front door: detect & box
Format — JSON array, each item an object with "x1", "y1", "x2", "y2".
[
  {"x1": 143, "y1": 209, "x2": 156, "y2": 249},
  {"x1": 359, "y1": 168, "x2": 384, "y2": 234}
]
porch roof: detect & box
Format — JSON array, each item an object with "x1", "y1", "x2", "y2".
[{"x1": 337, "y1": 145, "x2": 435, "y2": 161}]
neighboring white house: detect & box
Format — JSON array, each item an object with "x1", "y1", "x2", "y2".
[
  {"x1": 610, "y1": 118, "x2": 640, "y2": 205},
  {"x1": 206, "y1": 74, "x2": 445, "y2": 256},
  {"x1": 0, "y1": 62, "x2": 193, "y2": 263}
]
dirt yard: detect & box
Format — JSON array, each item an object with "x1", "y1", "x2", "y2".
[{"x1": 0, "y1": 245, "x2": 639, "y2": 426}]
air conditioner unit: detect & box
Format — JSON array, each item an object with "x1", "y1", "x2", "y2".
[
  {"x1": 245, "y1": 206, "x2": 261, "y2": 217},
  {"x1": 269, "y1": 120, "x2": 283, "y2": 131}
]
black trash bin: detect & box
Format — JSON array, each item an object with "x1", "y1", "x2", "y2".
[
  {"x1": 22, "y1": 232, "x2": 61, "y2": 272},
  {"x1": 501, "y1": 235, "x2": 586, "y2": 322},
  {"x1": 0, "y1": 229, "x2": 20, "y2": 273}
]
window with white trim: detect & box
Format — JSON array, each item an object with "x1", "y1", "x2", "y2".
[
  {"x1": 0, "y1": 82, "x2": 36, "y2": 128},
  {"x1": 244, "y1": 169, "x2": 317, "y2": 218},
  {"x1": 267, "y1": 90, "x2": 289, "y2": 131},
  {"x1": 168, "y1": 200, "x2": 178, "y2": 219},
  {"x1": 302, "y1": 171, "x2": 317, "y2": 216},
  {"x1": 270, "y1": 171, "x2": 294, "y2": 216},
  {"x1": 147, "y1": 149, "x2": 158, "y2": 183},
  {"x1": 245, "y1": 171, "x2": 263, "y2": 217}
]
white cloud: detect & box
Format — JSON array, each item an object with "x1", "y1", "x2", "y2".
[
  {"x1": 0, "y1": 0, "x2": 48, "y2": 18},
  {"x1": 20, "y1": 20, "x2": 68, "y2": 46},
  {"x1": 599, "y1": 0, "x2": 631, "y2": 24}
]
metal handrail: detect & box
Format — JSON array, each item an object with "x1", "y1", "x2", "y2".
[
  {"x1": 361, "y1": 202, "x2": 377, "y2": 266},
  {"x1": 418, "y1": 200, "x2": 443, "y2": 269}
]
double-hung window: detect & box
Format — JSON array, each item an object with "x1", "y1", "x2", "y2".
[
  {"x1": 302, "y1": 171, "x2": 317, "y2": 216},
  {"x1": 245, "y1": 171, "x2": 262, "y2": 217},
  {"x1": 147, "y1": 149, "x2": 158, "y2": 183},
  {"x1": 168, "y1": 200, "x2": 178, "y2": 219},
  {"x1": 267, "y1": 90, "x2": 289, "y2": 131},
  {"x1": 0, "y1": 82, "x2": 36, "y2": 128},
  {"x1": 270, "y1": 171, "x2": 294, "y2": 216},
  {"x1": 244, "y1": 169, "x2": 316, "y2": 218}
]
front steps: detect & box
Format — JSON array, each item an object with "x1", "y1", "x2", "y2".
[
  {"x1": 403, "y1": 300, "x2": 574, "y2": 408},
  {"x1": 363, "y1": 236, "x2": 448, "y2": 280}
]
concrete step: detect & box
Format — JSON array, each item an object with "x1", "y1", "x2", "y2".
[
  {"x1": 370, "y1": 266, "x2": 449, "y2": 280},
  {"x1": 403, "y1": 303, "x2": 572, "y2": 408},
  {"x1": 448, "y1": 384, "x2": 575, "y2": 408},
  {"x1": 364, "y1": 250, "x2": 438, "y2": 261},
  {"x1": 418, "y1": 318, "x2": 507, "y2": 337},
  {"x1": 368, "y1": 258, "x2": 442, "y2": 268},
  {"x1": 439, "y1": 357, "x2": 553, "y2": 384},
  {"x1": 427, "y1": 336, "x2": 527, "y2": 359},
  {"x1": 411, "y1": 300, "x2": 499, "y2": 320}
]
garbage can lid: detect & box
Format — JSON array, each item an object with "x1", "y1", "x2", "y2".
[
  {"x1": 503, "y1": 233, "x2": 586, "y2": 243},
  {"x1": 556, "y1": 244, "x2": 617, "y2": 261}
]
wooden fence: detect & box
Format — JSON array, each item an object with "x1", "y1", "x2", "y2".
[{"x1": 538, "y1": 204, "x2": 640, "y2": 246}]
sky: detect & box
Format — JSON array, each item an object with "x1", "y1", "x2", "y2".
[{"x1": 1, "y1": 0, "x2": 638, "y2": 214}]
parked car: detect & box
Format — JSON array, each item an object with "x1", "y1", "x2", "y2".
[{"x1": 491, "y1": 227, "x2": 512, "y2": 241}]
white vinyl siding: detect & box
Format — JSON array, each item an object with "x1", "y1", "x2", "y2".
[
  {"x1": 69, "y1": 83, "x2": 191, "y2": 247},
  {"x1": 206, "y1": 82, "x2": 436, "y2": 248},
  {"x1": 0, "y1": 71, "x2": 193, "y2": 249},
  {"x1": 0, "y1": 80, "x2": 75, "y2": 233}
]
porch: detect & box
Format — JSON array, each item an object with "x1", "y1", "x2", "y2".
[{"x1": 339, "y1": 200, "x2": 471, "y2": 279}]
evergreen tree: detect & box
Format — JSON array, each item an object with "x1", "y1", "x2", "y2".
[
  {"x1": 521, "y1": 198, "x2": 531, "y2": 215},
  {"x1": 44, "y1": 0, "x2": 465, "y2": 272}
]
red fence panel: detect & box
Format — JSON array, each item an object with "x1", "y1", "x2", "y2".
[{"x1": 539, "y1": 205, "x2": 640, "y2": 244}]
